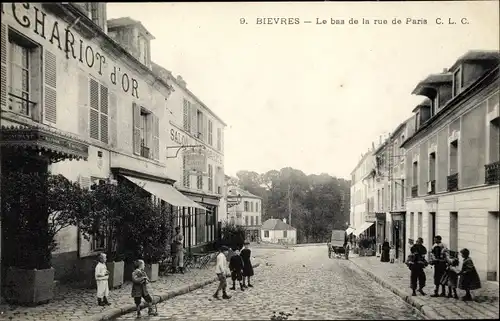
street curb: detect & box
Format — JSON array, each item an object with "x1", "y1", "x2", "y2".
[
  {"x1": 88, "y1": 263, "x2": 261, "y2": 321},
  {"x1": 348, "y1": 260, "x2": 442, "y2": 320}
]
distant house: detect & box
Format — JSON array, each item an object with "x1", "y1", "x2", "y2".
[
  {"x1": 260, "y1": 218, "x2": 297, "y2": 245},
  {"x1": 226, "y1": 185, "x2": 262, "y2": 242}
]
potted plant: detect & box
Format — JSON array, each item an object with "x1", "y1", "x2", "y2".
[{"x1": 2, "y1": 160, "x2": 91, "y2": 305}]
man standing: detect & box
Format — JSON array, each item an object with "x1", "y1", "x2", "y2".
[
  {"x1": 430, "y1": 235, "x2": 447, "y2": 297},
  {"x1": 409, "y1": 237, "x2": 428, "y2": 296},
  {"x1": 172, "y1": 226, "x2": 184, "y2": 274},
  {"x1": 213, "y1": 246, "x2": 231, "y2": 300}
]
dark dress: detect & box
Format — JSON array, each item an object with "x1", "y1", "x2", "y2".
[
  {"x1": 380, "y1": 241, "x2": 390, "y2": 262},
  {"x1": 240, "y1": 248, "x2": 254, "y2": 277},
  {"x1": 229, "y1": 254, "x2": 244, "y2": 281},
  {"x1": 458, "y1": 257, "x2": 481, "y2": 291},
  {"x1": 430, "y1": 244, "x2": 447, "y2": 286}
]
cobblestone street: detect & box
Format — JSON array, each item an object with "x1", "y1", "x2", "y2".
[{"x1": 116, "y1": 245, "x2": 423, "y2": 320}]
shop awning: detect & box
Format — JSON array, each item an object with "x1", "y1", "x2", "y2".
[
  {"x1": 353, "y1": 222, "x2": 375, "y2": 237},
  {"x1": 346, "y1": 227, "x2": 355, "y2": 236},
  {"x1": 123, "y1": 175, "x2": 206, "y2": 210}
]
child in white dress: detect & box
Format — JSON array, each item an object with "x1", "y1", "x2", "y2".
[
  {"x1": 389, "y1": 245, "x2": 396, "y2": 264},
  {"x1": 95, "y1": 253, "x2": 111, "y2": 306}
]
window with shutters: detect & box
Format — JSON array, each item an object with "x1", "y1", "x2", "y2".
[
  {"x1": 89, "y1": 78, "x2": 108, "y2": 144},
  {"x1": 250, "y1": 216, "x2": 254, "y2": 226},
  {"x1": 256, "y1": 216, "x2": 259, "y2": 225},
  {"x1": 182, "y1": 155, "x2": 190, "y2": 188},
  {"x1": 208, "y1": 164, "x2": 213, "y2": 192},
  {"x1": 183, "y1": 99, "x2": 191, "y2": 131},
  {"x1": 208, "y1": 120, "x2": 213, "y2": 145},
  {"x1": 196, "y1": 110, "x2": 203, "y2": 139},
  {"x1": 5, "y1": 30, "x2": 41, "y2": 118},
  {"x1": 217, "y1": 128, "x2": 222, "y2": 151},
  {"x1": 244, "y1": 201, "x2": 249, "y2": 212},
  {"x1": 245, "y1": 216, "x2": 248, "y2": 226},
  {"x1": 139, "y1": 108, "x2": 151, "y2": 158}
]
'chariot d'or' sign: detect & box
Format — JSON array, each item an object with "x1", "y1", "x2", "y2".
[{"x1": 7, "y1": 3, "x2": 141, "y2": 99}]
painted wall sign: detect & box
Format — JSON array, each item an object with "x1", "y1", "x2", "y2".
[
  {"x1": 170, "y1": 128, "x2": 223, "y2": 165},
  {"x1": 7, "y1": 3, "x2": 141, "y2": 98}
]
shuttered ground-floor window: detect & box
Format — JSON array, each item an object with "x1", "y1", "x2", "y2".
[{"x1": 175, "y1": 205, "x2": 218, "y2": 249}]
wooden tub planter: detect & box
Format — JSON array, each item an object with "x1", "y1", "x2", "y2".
[
  {"x1": 4, "y1": 267, "x2": 55, "y2": 305},
  {"x1": 106, "y1": 261, "x2": 124, "y2": 289}
]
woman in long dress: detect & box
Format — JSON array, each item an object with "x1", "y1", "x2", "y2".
[
  {"x1": 240, "y1": 242, "x2": 254, "y2": 288},
  {"x1": 380, "y1": 240, "x2": 390, "y2": 262}
]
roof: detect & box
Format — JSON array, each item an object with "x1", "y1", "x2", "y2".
[
  {"x1": 411, "y1": 98, "x2": 431, "y2": 113},
  {"x1": 227, "y1": 187, "x2": 261, "y2": 199},
  {"x1": 107, "y1": 17, "x2": 155, "y2": 40},
  {"x1": 261, "y1": 219, "x2": 296, "y2": 231},
  {"x1": 411, "y1": 73, "x2": 453, "y2": 96},
  {"x1": 151, "y1": 62, "x2": 227, "y2": 127},
  {"x1": 449, "y1": 50, "x2": 500, "y2": 71}
]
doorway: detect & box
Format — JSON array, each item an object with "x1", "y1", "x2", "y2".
[{"x1": 487, "y1": 212, "x2": 499, "y2": 281}]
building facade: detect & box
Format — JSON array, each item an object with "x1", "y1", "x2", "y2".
[
  {"x1": 402, "y1": 51, "x2": 499, "y2": 282},
  {"x1": 260, "y1": 218, "x2": 297, "y2": 245},
  {"x1": 350, "y1": 151, "x2": 375, "y2": 235},
  {"x1": 0, "y1": 3, "x2": 224, "y2": 281},
  {"x1": 226, "y1": 186, "x2": 262, "y2": 242}
]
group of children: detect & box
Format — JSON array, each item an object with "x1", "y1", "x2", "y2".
[{"x1": 94, "y1": 242, "x2": 256, "y2": 317}]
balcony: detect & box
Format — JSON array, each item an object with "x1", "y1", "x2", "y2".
[
  {"x1": 8, "y1": 92, "x2": 36, "y2": 117},
  {"x1": 447, "y1": 173, "x2": 459, "y2": 192},
  {"x1": 427, "y1": 180, "x2": 436, "y2": 195},
  {"x1": 140, "y1": 145, "x2": 150, "y2": 158},
  {"x1": 485, "y1": 161, "x2": 500, "y2": 185},
  {"x1": 411, "y1": 185, "x2": 418, "y2": 198}
]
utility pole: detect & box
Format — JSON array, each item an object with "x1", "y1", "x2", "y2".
[{"x1": 287, "y1": 178, "x2": 296, "y2": 226}]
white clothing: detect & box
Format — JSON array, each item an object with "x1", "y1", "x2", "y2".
[
  {"x1": 215, "y1": 252, "x2": 228, "y2": 275},
  {"x1": 95, "y1": 262, "x2": 109, "y2": 298},
  {"x1": 389, "y1": 249, "x2": 396, "y2": 261}
]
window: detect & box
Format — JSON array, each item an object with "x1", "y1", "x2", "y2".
[
  {"x1": 412, "y1": 161, "x2": 418, "y2": 186},
  {"x1": 256, "y1": 216, "x2": 259, "y2": 225},
  {"x1": 197, "y1": 110, "x2": 203, "y2": 139},
  {"x1": 432, "y1": 93, "x2": 439, "y2": 115},
  {"x1": 488, "y1": 92, "x2": 499, "y2": 163},
  {"x1": 417, "y1": 212, "x2": 423, "y2": 238},
  {"x1": 449, "y1": 212, "x2": 458, "y2": 252},
  {"x1": 429, "y1": 212, "x2": 436, "y2": 245},
  {"x1": 429, "y1": 152, "x2": 436, "y2": 181},
  {"x1": 250, "y1": 202, "x2": 254, "y2": 212},
  {"x1": 196, "y1": 172, "x2": 203, "y2": 190},
  {"x1": 217, "y1": 128, "x2": 222, "y2": 151},
  {"x1": 449, "y1": 140, "x2": 458, "y2": 175},
  {"x1": 401, "y1": 179, "x2": 405, "y2": 204},
  {"x1": 208, "y1": 164, "x2": 213, "y2": 192},
  {"x1": 89, "y1": 78, "x2": 108, "y2": 143},
  {"x1": 208, "y1": 120, "x2": 213, "y2": 145},
  {"x1": 138, "y1": 36, "x2": 149, "y2": 67},
  {"x1": 182, "y1": 155, "x2": 190, "y2": 188},
  {"x1": 244, "y1": 201, "x2": 249, "y2": 212},
  {"x1": 264, "y1": 230, "x2": 269, "y2": 238},
  {"x1": 381, "y1": 188, "x2": 385, "y2": 210},
  {"x1": 283, "y1": 230, "x2": 288, "y2": 238},
  {"x1": 245, "y1": 216, "x2": 248, "y2": 226},
  {"x1": 256, "y1": 202, "x2": 259, "y2": 212},
  {"x1": 183, "y1": 99, "x2": 191, "y2": 131},
  {"x1": 139, "y1": 108, "x2": 151, "y2": 157},
  {"x1": 453, "y1": 68, "x2": 462, "y2": 97},
  {"x1": 410, "y1": 212, "x2": 415, "y2": 242},
  {"x1": 250, "y1": 216, "x2": 254, "y2": 226},
  {"x1": 415, "y1": 111, "x2": 420, "y2": 130},
  {"x1": 6, "y1": 31, "x2": 42, "y2": 118}
]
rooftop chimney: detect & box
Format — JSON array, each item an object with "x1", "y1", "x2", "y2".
[
  {"x1": 176, "y1": 75, "x2": 187, "y2": 88},
  {"x1": 443, "y1": 68, "x2": 448, "y2": 73}
]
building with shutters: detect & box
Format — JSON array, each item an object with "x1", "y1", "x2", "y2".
[
  {"x1": 0, "y1": 3, "x2": 219, "y2": 281},
  {"x1": 402, "y1": 50, "x2": 499, "y2": 282},
  {"x1": 226, "y1": 186, "x2": 262, "y2": 242},
  {"x1": 152, "y1": 62, "x2": 227, "y2": 251}
]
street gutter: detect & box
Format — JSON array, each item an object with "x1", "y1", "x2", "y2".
[{"x1": 87, "y1": 263, "x2": 261, "y2": 321}]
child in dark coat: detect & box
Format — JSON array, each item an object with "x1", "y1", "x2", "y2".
[
  {"x1": 131, "y1": 259, "x2": 158, "y2": 317},
  {"x1": 458, "y1": 248, "x2": 481, "y2": 301},
  {"x1": 240, "y1": 242, "x2": 254, "y2": 288},
  {"x1": 229, "y1": 249, "x2": 245, "y2": 291},
  {"x1": 442, "y1": 252, "x2": 460, "y2": 299}
]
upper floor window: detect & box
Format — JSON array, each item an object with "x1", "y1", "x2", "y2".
[
  {"x1": 196, "y1": 172, "x2": 203, "y2": 190},
  {"x1": 138, "y1": 36, "x2": 148, "y2": 66},
  {"x1": 208, "y1": 120, "x2": 213, "y2": 145},
  {"x1": 412, "y1": 161, "x2": 418, "y2": 186},
  {"x1": 197, "y1": 110, "x2": 203, "y2": 139},
  {"x1": 183, "y1": 99, "x2": 191, "y2": 131},
  {"x1": 140, "y1": 108, "x2": 150, "y2": 157},
  {"x1": 87, "y1": 3, "x2": 100, "y2": 25},
  {"x1": 217, "y1": 128, "x2": 222, "y2": 151},
  {"x1": 453, "y1": 68, "x2": 462, "y2": 97},
  {"x1": 244, "y1": 201, "x2": 249, "y2": 212},
  {"x1": 415, "y1": 111, "x2": 420, "y2": 130},
  {"x1": 133, "y1": 103, "x2": 159, "y2": 159},
  {"x1": 89, "y1": 78, "x2": 108, "y2": 144},
  {"x1": 208, "y1": 164, "x2": 213, "y2": 192},
  {"x1": 182, "y1": 155, "x2": 190, "y2": 188},
  {"x1": 432, "y1": 93, "x2": 439, "y2": 115}
]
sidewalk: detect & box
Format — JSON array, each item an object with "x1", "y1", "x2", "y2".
[
  {"x1": 0, "y1": 260, "x2": 262, "y2": 321},
  {"x1": 349, "y1": 255, "x2": 499, "y2": 320}
]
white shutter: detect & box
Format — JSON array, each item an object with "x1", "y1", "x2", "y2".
[
  {"x1": 152, "y1": 113, "x2": 160, "y2": 160},
  {"x1": 183, "y1": 99, "x2": 190, "y2": 131},
  {"x1": 89, "y1": 78, "x2": 99, "y2": 140},
  {"x1": 109, "y1": 91, "x2": 117, "y2": 147},
  {"x1": 78, "y1": 73, "x2": 89, "y2": 137},
  {"x1": 99, "y1": 84, "x2": 108, "y2": 144},
  {"x1": 132, "y1": 103, "x2": 141, "y2": 155},
  {"x1": 203, "y1": 113, "x2": 208, "y2": 143},
  {"x1": 44, "y1": 50, "x2": 57, "y2": 123},
  {"x1": 190, "y1": 103, "x2": 197, "y2": 136},
  {"x1": 0, "y1": 23, "x2": 7, "y2": 109}
]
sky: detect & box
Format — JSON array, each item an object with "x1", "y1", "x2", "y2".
[{"x1": 107, "y1": 1, "x2": 499, "y2": 180}]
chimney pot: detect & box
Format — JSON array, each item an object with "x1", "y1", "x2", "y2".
[
  {"x1": 176, "y1": 75, "x2": 187, "y2": 87},
  {"x1": 443, "y1": 68, "x2": 448, "y2": 73}
]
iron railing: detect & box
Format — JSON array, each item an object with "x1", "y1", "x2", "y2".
[
  {"x1": 485, "y1": 161, "x2": 500, "y2": 185},
  {"x1": 447, "y1": 173, "x2": 459, "y2": 192},
  {"x1": 140, "y1": 145, "x2": 150, "y2": 158},
  {"x1": 8, "y1": 92, "x2": 36, "y2": 117},
  {"x1": 428, "y1": 180, "x2": 436, "y2": 195}
]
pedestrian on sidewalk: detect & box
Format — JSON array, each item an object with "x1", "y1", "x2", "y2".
[
  {"x1": 430, "y1": 235, "x2": 448, "y2": 297},
  {"x1": 407, "y1": 237, "x2": 428, "y2": 296},
  {"x1": 213, "y1": 246, "x2": 231, "y2": 300},
  {"x1": 389, "y1": 244, "x2": 396, "y2": 264},
  {"x1": 132, "y1": 259, "x2": 158, "y2": 317},
  {"x1": 380, "y1": 239, "x2": 390, "y2": 262},
  {"x1": 95, "y1": 253, "x2": 111, "y2": 307},
  {"x1": 241, "y1": 241, "x2": 254, "y2": 288},
  {"x1": 172, "y1": 226, "x2": 185, "y2": 274},
  {"x1": 458, "y1": 248, "x2": 481, "y2": 301},
  {"x1": 229, "y1": 248, "x2": 245, "y2": 291},
  {"x1": 442, "y1": 251, "x2": 460, "y2": 299}
]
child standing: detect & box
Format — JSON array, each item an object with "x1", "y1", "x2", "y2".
[
  {"x1": 132, "y1": 259, "x2": 158, "y2": 317},
  {"x1": 240, "y1": 242, "x2": 254, "y2": 288},
  {"x1": 229, "y1": 248, "x2": 245, "y2": 291},
  {"x1": 444, "y1": 253, "x2": 460, "y2": 299},
  {"x1": 95, "y1": 253, "x2": 111, "y2": 306},
  {"x1": 213, "y1": 246, "x2": 231, "y2": 300},
  {"x1": 389, "y1": 245, "x2": 396, "y2": 264},
  {"x1": 458, "y1": 248, "x2": 481, "y2": 301}
]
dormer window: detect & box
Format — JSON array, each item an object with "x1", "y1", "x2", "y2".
[
  {"x1": 138, "y1": 36, "x2": 149, "y2": 67},
  {"x1": 453, "y1": 67, "x2": 462, "y2": 97},
  {"x1": 415, "y1": 111, "x2": 420, "y2": 130},
  {"x1": 431, "y1": 93, "x2": 439, "y2": 116}
]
